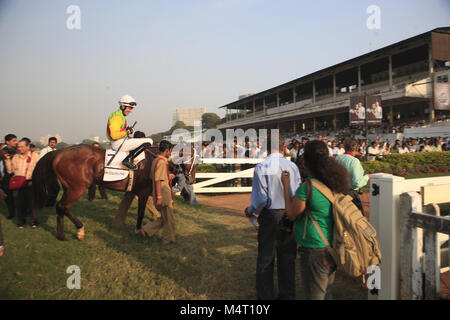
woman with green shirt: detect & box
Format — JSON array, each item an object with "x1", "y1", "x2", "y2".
[{"x1": 281, "y1": 140, "x2": 350, "y2": 300}]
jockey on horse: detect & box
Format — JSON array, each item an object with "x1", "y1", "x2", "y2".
[{"x1": 107, "y1": 95, "x2": 153, "y2": 170}]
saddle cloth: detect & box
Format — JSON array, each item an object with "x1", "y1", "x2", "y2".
[{"x1": 103, "y1": 149, "x2": 146, "y2": 182}]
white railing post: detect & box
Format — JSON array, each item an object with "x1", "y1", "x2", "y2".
[
  {"x1": 369, "y1": 173, "x2": 406, "y2": 300},
  {"x1": 399, "y1": 192, "x2": 424, "y2": 300}
]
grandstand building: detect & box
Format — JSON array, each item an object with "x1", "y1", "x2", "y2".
[{"x1": 217, "y1": 27, "x2": 450, "y2": 137}]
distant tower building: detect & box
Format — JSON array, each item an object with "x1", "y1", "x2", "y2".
[{"x1": 172, "y1": 107, "x2": 207, "y2": 127}]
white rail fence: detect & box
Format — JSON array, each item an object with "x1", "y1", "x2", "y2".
[
  {"x1": 369, "y1": 174, "x2": 450, "y2": 300},
  {"x1": 193, "y1": 158, "x2": 263, "y2": 194},
  {"x1": 399, "y1": 189, "x2": 450, "y2": 300}
]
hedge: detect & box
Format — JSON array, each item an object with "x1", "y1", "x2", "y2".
[
  {"x1": 196, "y1": 163, "x2": 217, "y2": 173},
  {"x1": 362, "y1": 152, "x2": 450, "y2": 176}
]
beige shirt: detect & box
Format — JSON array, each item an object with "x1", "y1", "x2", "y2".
[
  {"x1": 6, "y1": 151, "x2": 40, "y2": 180},
  {"x1": 152, "y1": 155, "x2": 173, "y2": 208}
]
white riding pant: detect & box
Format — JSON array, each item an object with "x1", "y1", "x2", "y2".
[{"x1": 111, "y1": 138, "x2": 154, "y2": 152}]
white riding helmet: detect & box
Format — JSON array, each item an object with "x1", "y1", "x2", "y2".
[{"x1": 119, "y1": 95, "x2": 137, "y2": 108}]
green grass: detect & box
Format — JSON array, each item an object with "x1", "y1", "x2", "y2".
[{"x1": 0, "y1": 190, "x2": 367, "y2": 300}]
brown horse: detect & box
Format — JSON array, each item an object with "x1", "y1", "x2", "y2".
[{"x1": 32, "y1": 144, "x2": 156, "y2": 241}]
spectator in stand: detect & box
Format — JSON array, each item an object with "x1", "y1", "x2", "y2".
[
  {"x1": 297, "y1": 137, "x2": 308, "y2": 159},
  {"x1": 359, "y1": 141, "x2": 367, "y2": 161},
  {"x1": 1, "y1": 134, "x2": 18, "y2": 219},
  {"x1": 409, "y1": 139, "x2": 419, "y2": 153},
  {"x1": 391, "y1": 141, "x2": 400, "y2": 154},
  {"x1": 281, "y1": 140, "x2": 350, "y2": 300},
  {"x1": 330, "y1": 141, "x2": 339, "y2": 157},
  {"x1": 381, "y1": 142, "x2": 391, "y2": 157},
  {"x1": 367, "y1": 141, "x2": 380, "y2": 161},
  {"x1": 337, "y1": 142, "x2": 345, "y2": 156},
  {"x1": 322, "y1": 138, "x2": 333, "y2": 157},
  {"x1": 290, "y1": 141, "x2": 299, "y2": 163},
  {"x1": 431, "y1": 138, "x2": 442, "y2": 152},
  {"x1": 423, "y1": 139, "x2": 433, "y2": 152},
  {"x1": 399, "y1": 143, "x2": 410, "y2": 154},
  {"x1": 4, "y1": 138, "x2": 40, "y2": 228}
]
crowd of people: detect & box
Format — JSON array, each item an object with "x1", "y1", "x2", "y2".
[
  {"x1": 196, "y1": 133, "x2": 449, "y2": 166},
  {"x1": 286, "y1": 135, "x2": 450, "y2": 163}
]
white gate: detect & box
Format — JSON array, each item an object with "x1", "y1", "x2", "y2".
[
  {"x1": 369, "y1": 173, "x2": 450, "y2": 300},
  {"x1": 193, "y1": 158, "x2": 263, "y2": 193}
]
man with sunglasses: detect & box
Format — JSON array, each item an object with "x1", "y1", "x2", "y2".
[{"x1": 107, "y1": 95, "x2": 153, "y2": 170}]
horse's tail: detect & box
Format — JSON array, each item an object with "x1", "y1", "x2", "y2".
[{"x1": 32, "y1": 151, "x2": 58, "y2": 209}]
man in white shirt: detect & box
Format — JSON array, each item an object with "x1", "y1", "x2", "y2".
[
  {"x1": 367, "y1": 141, "x2": 380, "y2": 161},
  {"x1": 337, "y1": 142, "x2": 345, "y2": 156},
  {"x1": 40, "y1": 137, "x2": 58, "y2": 158},
  {"x1": 40, "y1": 136, "x2": 60, "y2": 206},
  {"x1": 330, "y1": 141, "x2": 339, "y2": 157}
]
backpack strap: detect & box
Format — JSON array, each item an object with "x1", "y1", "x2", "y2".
[
  {"x1": 305, "y1": 179, "x2": 331, "y2": 248},
  {"x1": 309, "y1": 179, "x2": 336, "y2": 203}
]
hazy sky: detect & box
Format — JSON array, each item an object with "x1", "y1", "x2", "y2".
[{"x1": 0, "y1": 0, "x2": 449, "y2": 143}]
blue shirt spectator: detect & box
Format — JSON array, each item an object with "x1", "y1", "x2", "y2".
[{"x1": 248, "y1": 152, "x2": 301, "y2": 214}]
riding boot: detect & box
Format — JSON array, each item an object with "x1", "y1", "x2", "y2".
[{"x1": 122, "y1": 143, "x2": 151, "y2": 170}]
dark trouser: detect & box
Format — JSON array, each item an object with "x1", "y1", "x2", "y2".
[
  {"x1": 2, "y1": 174, "x2": 16, "y2": 218},
  {"x1": 0, "y1": 219, "x2": 3, "y2": 246},
  {"x1": 17, "y1": 186, "x2": 38, "y2": 226},
  {"x1": 256, "y1": 209, "x2": 297, "y2": 300},
  {"x1": 88, "y1": 184, "x2": 108, "y2": 201},
  {"x1": 298, "y1": 247, "x2": 336, "y2": 300}
]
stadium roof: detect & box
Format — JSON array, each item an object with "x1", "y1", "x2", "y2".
[{"x1": 219, "y1": 27, "x2": 450, "y2": 110}]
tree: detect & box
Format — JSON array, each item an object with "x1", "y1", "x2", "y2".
[
  {"x1": 82, "y1": 139, "x2": 97, "y2": 146},
  {"x1": 150, "y1": 133, "x2": 163, "y2": 145},
  {"x1": 202, "y1": 113, "x2": 221, "y2": 129},
  {"x1": 56, "y1": 142, "x2": 71, "y2": 150}
]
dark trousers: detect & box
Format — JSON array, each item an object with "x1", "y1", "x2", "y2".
[
  {"x1": 88, "y1": 184, "x2": 108, "y2": 201},
  {"x1": 16, "y1": 186, "x2": 38, "y2": 226},
  {"x1": 2, "y1": 174, "x2": 16, "y2": 218},
  {"x1": 0, "y1": 219, "x2": 3, "y2": 246},
  {"x1": 256, "y1": 209, "x2": 297, "y2": 300},
  {"x1": 298, "y1": 247, "x2": 336, "y2": 300}
]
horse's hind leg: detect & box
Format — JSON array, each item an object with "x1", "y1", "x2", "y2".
[{"x1": 56, "y1": 187, "x2": 87, "y2": 240}]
